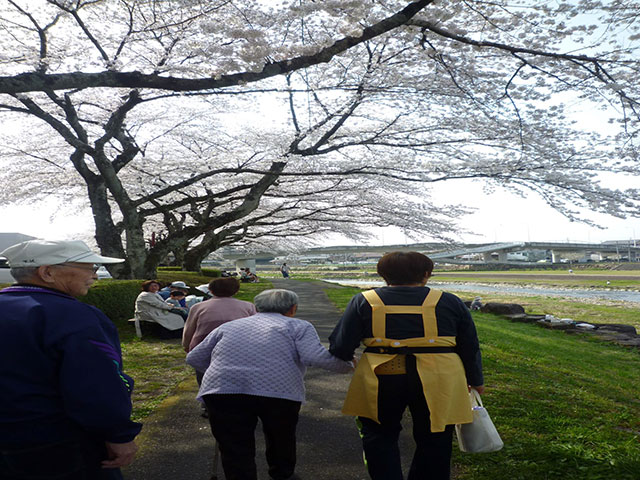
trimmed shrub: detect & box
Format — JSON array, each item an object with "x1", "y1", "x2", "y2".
[
  {"x1": 158, "y1": 266, "x2": 183, "y2": 271},
  {"x1": 78, "y1": 280, "x2": 143, "y2": 325},
  {"x1": 155, "y1": 271, "x2": 209, "y2": 290},
  {"x1": 201, "y1": 268, "x2": 222, "y2": 278}
]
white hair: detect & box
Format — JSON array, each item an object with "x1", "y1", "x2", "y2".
[
  {"x1": 253, "y1": 289, "x2": 298, "y2": 314},
  {"x1": 10, "y1": 267, "x2": 39, "y2": 283}
]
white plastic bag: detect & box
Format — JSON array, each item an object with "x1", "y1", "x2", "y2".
[{"x1": 455, "y1": 389, "x2": 504, "y2": 453}]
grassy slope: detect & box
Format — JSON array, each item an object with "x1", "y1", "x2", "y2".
[{"x1": 323, "y1": 286, "x2": 640, "y2": 480}]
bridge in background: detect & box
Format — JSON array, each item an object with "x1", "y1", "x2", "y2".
[{"x1": 210, "y1": 240, "x2": 640, "y2": 270}]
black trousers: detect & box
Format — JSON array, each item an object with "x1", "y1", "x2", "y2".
[
  {"x1": 203, "y1": 394, "x2": 301, "y2": 480},
  {"x1": 0, "y1": 437, "x2": 123, "y2": 480},
  {"x1": 357, "y1": 357, "x2": 454, "y2": 480}
]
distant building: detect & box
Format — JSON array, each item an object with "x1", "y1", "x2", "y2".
[{"x1": 506, "y1": 249, "x2": 548, "y2": 262}]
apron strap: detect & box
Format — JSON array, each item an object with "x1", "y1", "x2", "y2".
[{"x1": 362, "y1": 288, "x2": 442, "y2": 339}]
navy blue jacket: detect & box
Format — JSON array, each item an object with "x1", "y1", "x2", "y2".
[{"x1": 0, "y1": 285, "x2": 142, "y2": 447}]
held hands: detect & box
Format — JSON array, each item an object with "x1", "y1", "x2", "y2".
[
  {"x1": 102, "y1": 441, "x2": 138, "y2": 469},
  {"x1": 351, "y1": 355, "x2": 359, "y2": 369}
]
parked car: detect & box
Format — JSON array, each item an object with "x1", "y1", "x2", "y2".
[
  {"x1": 0, "y1": 257, "x2": 15, "y2": 284},
  {"x1": 96, "y1": 265, "x2": 112, "y2": 279}
]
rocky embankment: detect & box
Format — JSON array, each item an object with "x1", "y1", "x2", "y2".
[{"x1": 474, "y1": 301, "x2": 640, "y2": 349}]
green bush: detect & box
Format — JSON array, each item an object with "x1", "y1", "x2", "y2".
[
  {"x1": 201, "y1": 268, "x2": 222, "y2": 278},
  {"x1": 157, "y1": 266, "x2": 182, "y2": 271},
  {"x1": 78, "y1": 280, "x2": 142, "y2": 325}
]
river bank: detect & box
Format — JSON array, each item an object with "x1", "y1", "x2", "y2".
[
  {"x1": 268, "y1": 265, "x2": 640, "y2": 290},
  {"x1": 318, "y1": 278, "x2": 640, "y2": 333},
  {"x1": 322, "y1": 278, "x2": 640, "y2": 304}
]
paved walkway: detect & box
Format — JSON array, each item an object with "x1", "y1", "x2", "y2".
[{"x1": 124, "y1": 279, "x2": 415, "y2": 480}]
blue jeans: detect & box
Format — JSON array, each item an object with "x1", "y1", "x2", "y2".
[{"x1": 0, "y1": 438, "x2": 123, "y2": 480}]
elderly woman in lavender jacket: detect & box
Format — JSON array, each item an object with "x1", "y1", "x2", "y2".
[{"x1": 186, "y1": 289, "x2": 354, "y2": 480}]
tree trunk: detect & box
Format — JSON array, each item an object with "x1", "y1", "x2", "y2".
[
  {"x1": 182, "y1": 231, "x2": 221, "y2": 272},
  {"x1": 122, "y1": 218, "x2": 152, "y2": 279},
  {"x1": 86, "y1": 178, "x2": 133, "y2": 278},
  {"x1": 170, "y1": 246, "x2": 187, "y2": 268},
  {"x1": 183, "y1": 246, "x2": 209, "y2": 272}
]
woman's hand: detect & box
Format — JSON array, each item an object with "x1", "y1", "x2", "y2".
[{"x1": 469, "y1": 385, "x2": 485, "y2": 395}]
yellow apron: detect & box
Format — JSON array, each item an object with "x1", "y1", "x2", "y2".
[{"x1": 342, "y1": 289, "x2": 473, "y2": 432}]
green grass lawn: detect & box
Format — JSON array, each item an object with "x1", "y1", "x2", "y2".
[{"x1": 323, "y1": 286, "x2": 640, "y2": 480}]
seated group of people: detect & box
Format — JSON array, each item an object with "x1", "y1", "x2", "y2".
[
  {"x1": 133, "y1": 280, "x2": 207, "y2": 337},
  {"x1": 133, "y1": 268, "x2": 258, "y2": 336},
  {"x1": 239, "y1": 267, "x2": 259, "y2": 283}
]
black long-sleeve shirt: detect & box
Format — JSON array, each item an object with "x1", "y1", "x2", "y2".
[{"x1": 329, "y1": 286, "x2": 484, "y2": 386}]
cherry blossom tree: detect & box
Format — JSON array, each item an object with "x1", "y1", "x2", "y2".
[{"x1": 0, "y1": 0, "x2": 638, "y2": 277}]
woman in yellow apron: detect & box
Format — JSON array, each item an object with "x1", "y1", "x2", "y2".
[{"x1": 329, "y1": 251, "x2": 484, "y2": 480}]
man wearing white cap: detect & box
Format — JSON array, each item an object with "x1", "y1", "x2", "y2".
[
  {"x1": 168, "y1": 281, "x2": 203, "y2": 310},
  {"x1": 0, "y1": 240, "x2": 142, "y2": 480}
]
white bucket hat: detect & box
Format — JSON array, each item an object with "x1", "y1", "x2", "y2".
[
  {"x1": 170, "y1": 281, "x2": 190, "y2": 289},
  {"x1": 0, "y1": 240, "x2": 124, "y2": 267}
]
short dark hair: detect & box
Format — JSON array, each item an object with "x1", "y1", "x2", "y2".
[
  {"x1": 141, "y1": 280, "x2": 161, "y2": 291},
  {"x1": 376, "y1": 251, "x2": 434, "y2": 286},
  {"x1": 208, "y1": 277, "x2": 240, "y2": 297},
  {"x1": 170, "y1": 290, "x2": 185, "y2": 297}
]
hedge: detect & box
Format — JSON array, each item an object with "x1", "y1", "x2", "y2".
[
  {"x1": 78, "y1": 280, "x2": 143, "y2": 326},
  {"x1": 79, "y1": 275, "x2": 210, "y2": 325},
  {"x1": 157, "y1": 267, "x2": 222, "y2": 278},
  {"x1": 201, "y1": 268, "x2": 222, "y2": 278}
]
